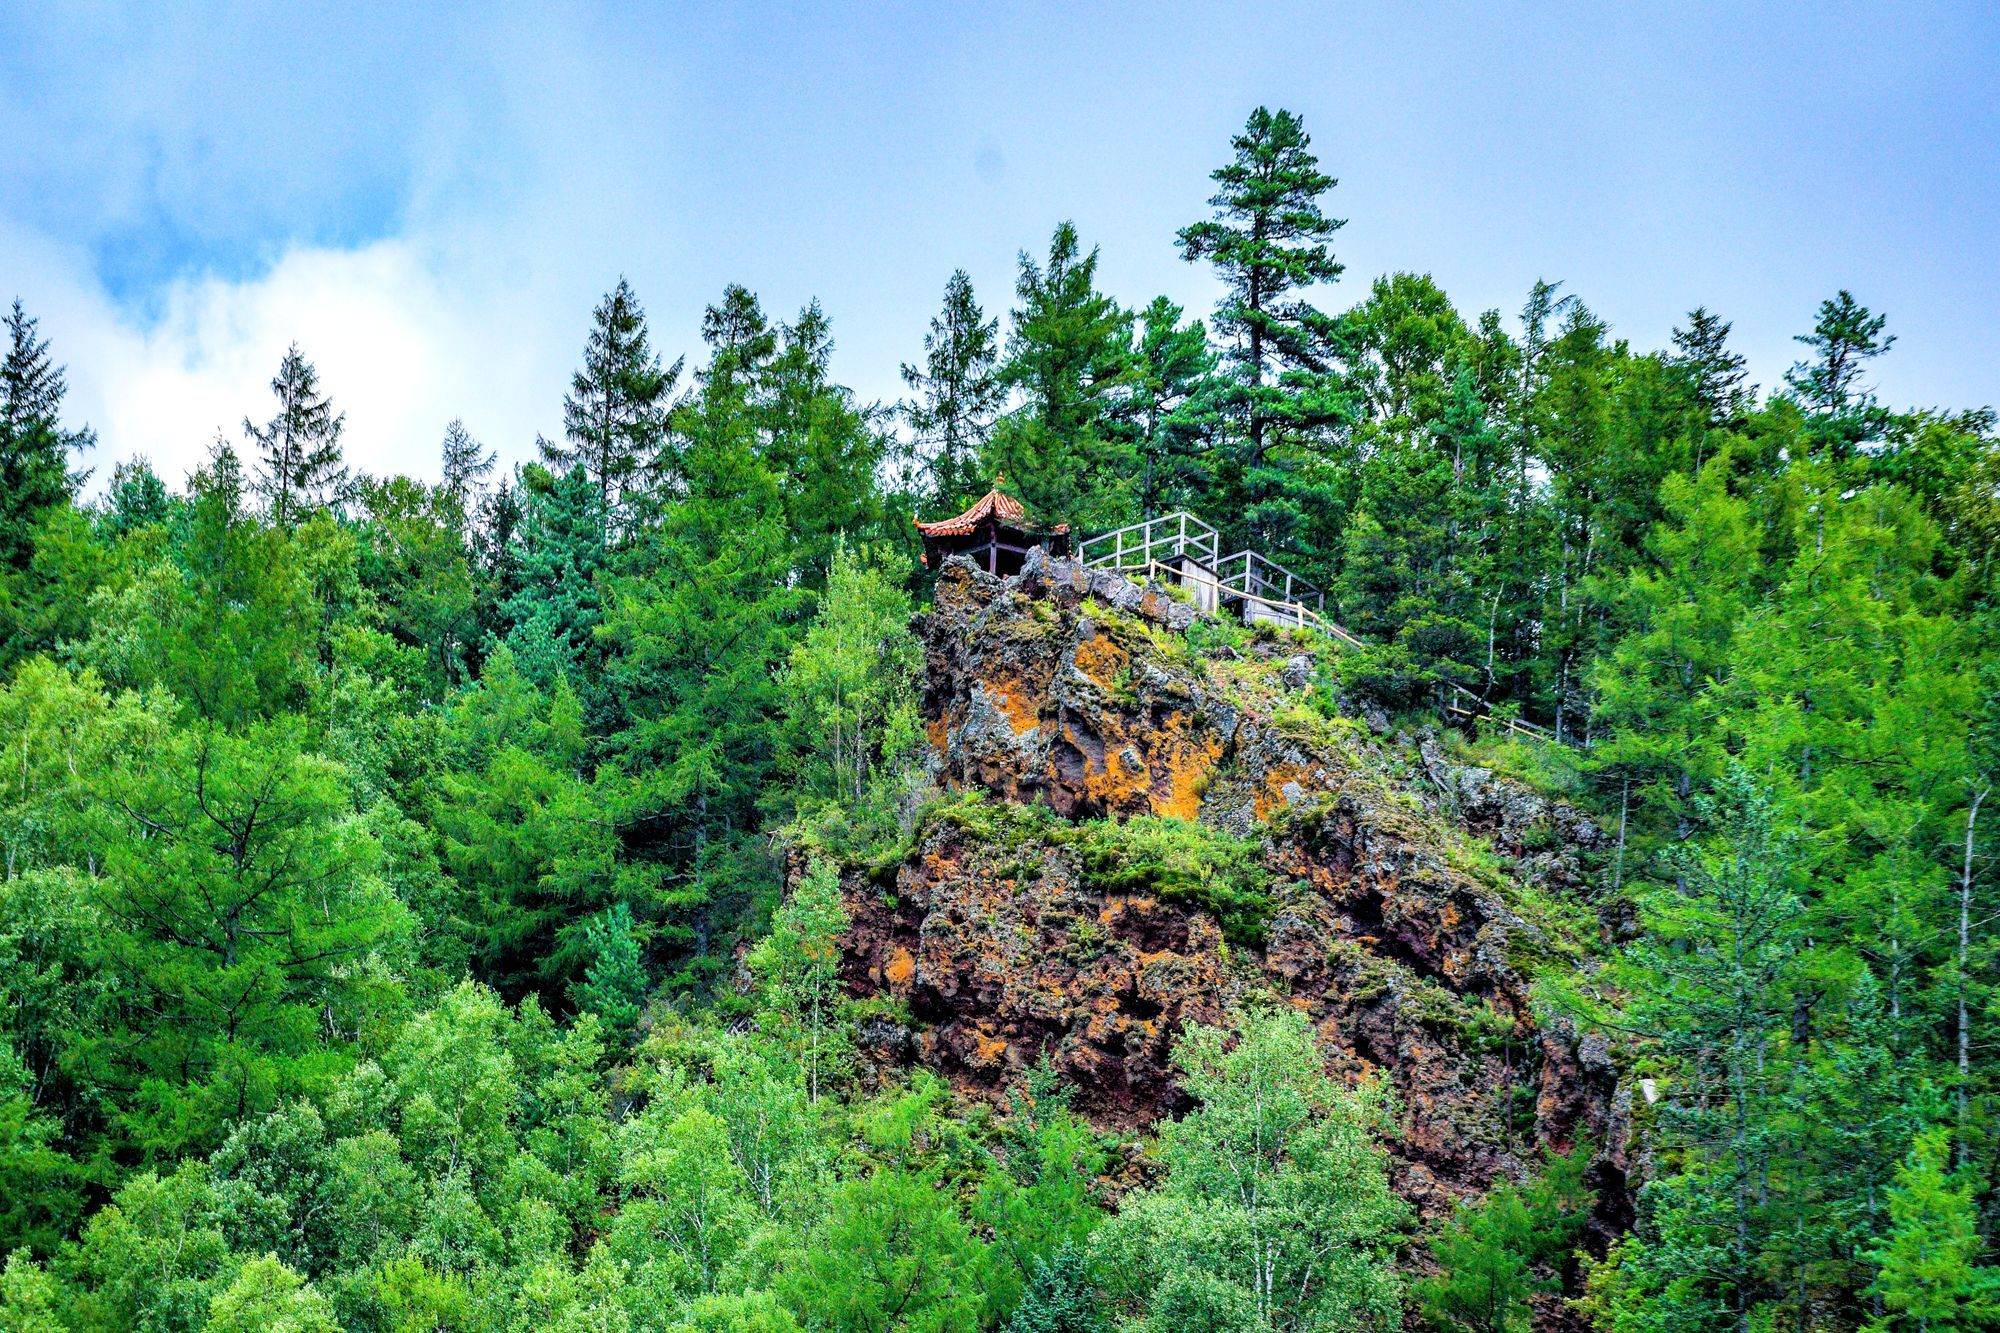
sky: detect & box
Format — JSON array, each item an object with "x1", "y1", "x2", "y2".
[{"x1": 3, "y1": 1, "x2": 1996, "y2": 488}]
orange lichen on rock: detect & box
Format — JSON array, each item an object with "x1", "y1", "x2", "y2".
[
  {"x1": 1254, "y1": 762, "x2": 1314, "y2": 819},
  {"x1": 1071, "y1": 628, "x2": 1129, "y2": 690},
  {"x1": 987, "y1": 679, "x2": 1044, "y2": 736},
  {"x1": 1152, "y1": 726, "x2": 1223, "y2": 820},
  {"x1": 883, "y1": 946, "x2": 916, "y2": 987}
]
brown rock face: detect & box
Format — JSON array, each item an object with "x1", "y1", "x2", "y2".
[{"x1": 840, "y1": 552, "x2": 1630, "y2": 1234}]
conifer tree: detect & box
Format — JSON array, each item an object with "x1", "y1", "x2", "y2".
[
  {"x1": 762, "y1": 300, "x2": 886, "y2": 585},
  {"x1": 546, "y1": 278, "x2": 679, "y2": 531},
  {"x1": 1785, "y1": 290, "x2": 1895, "y2": 461},
  {"x1": 0, "y1": 300, "x2": 92, "y2": 567},
  {"x1": 439, "y1": 418, "x2": 495, "y2": 521},
  {"x1": 902, "y1": 270, "x2": 1004, "y2": 508},
  {"x1": 700, "y1": 283, "x2": 778, "y2": 381},
  {"x1": 986, "y1": 221, "x2": 1139, "y2": 528},
  {"x1": 500, "y1": 465, "x2": 608, "y2": 689},
  {"x1": 599, "y1": 357, "x2": 801, "y2": 980},
  {"x1": 1670, "y1": 307, "x2": 1751, "y2": 432},
  {"x1": 244, "y1": 344, "x2": 347, "y2": 528},
  {"x1": 103, "y1": 458, "x2": 172, "y2": 536},
  {"x1": 1865, "y1": 1128, "x2": 2000, "y2": 1330},
  {"x1": 1130, "y1": 295, "x2": 1223, "y2": 519},
  {"x1": 1178, "y1": 107, "x2": 1347, "y2": 555}
]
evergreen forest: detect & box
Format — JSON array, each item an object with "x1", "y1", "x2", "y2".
[{"x1": 0, "y1": 107, "x2": 1996, "y2": 1331}]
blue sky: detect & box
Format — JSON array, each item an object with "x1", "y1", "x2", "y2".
[{"x1": 3, "y1": 1, "x2": 1995, "y2": 483}]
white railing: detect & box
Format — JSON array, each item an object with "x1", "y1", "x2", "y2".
[
  {"x1": 1215, "y1": 548, "x2": 1324, "y2": 615},
  {"x1": 1077, "y1": 511, "x2": 1221, "y2": 574},
  {"x1": 1080, "y1": 512, "x2": 1575, "y2": 749}
]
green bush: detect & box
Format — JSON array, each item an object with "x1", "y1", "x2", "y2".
[{"x1": 1071, "y1": 816, "x2": 1271, "y2": 946}]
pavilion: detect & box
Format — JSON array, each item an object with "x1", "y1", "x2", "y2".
[{"x1": 914, "y1": 483, "x2": 1071, "y2": 576}]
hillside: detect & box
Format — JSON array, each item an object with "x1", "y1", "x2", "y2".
[{"x1": 827, "y1": 551, "x2": 1631, "y2": 1236}]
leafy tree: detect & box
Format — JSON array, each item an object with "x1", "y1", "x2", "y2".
[
  {"x1": 245, "y1": 344, "x2": 348, "y2": 528},
  {"x1": 903, "y1": 270, "x2": 1005, "y2": 508},
  {"x1": 778, "y1": 541, "x2": 922, "y2": 809},
  {"x1": 432, "y1": 649, "x2": 617, "y2": 998},
  {"x1": 745, "y1": 860, "x2": 851, "y2": 1104},
  {"x1": 1096, "y1": 1007, "x2": 1407, "y2": 1331}
]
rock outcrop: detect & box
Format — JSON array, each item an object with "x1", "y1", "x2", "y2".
[{"x1": 835, "y1": 552, "x2": 1631, "y2": 1237}]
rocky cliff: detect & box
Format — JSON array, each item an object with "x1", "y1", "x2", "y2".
[{"x1": 833, "y1": 550, "x2": 1632, "y2": 1236}]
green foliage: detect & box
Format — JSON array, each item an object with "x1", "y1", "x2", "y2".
[
  {"x1": 243, "y1": 344, "x2": 347, "y2": 529},
  {"x1": 1413, "y1": 1145, "x2": 1594, "y2": 1333},
  {"x1": 1, "y1": 111, "x2": 1996, "y2": 1333},
  {"x1": 1863, "y1": 1128, "x2": 2000, "y2": 1332},
  {"x1": 903, "y1": 269, "x2": 1005, "y2": 508},
  {"x1": 570, "y1": 902, "x2": 651, "y2": 1035},
  {"x1": 779, "y1": 541, "x2": 923, "y2": 810},
  {"x1": 745, "y1": 860, "x2": 851, "y2": 1104},
  {"x1": 0, "y1": 299, "x2": 90, "y2": 579},
  {"x1": 986, "y1": 221, "x2": 1140, "y2": 530},
  {"x1": 1097, "y1": 1007, "x2": 1408, "y2": 1331},
  {"x1": 1071, "y1": 816, "x2": 1271, "y2": 945}
]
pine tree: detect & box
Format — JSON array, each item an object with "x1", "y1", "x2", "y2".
[
  {"x1": 986, "y1": 221, "x2": 1139, "y2": 529},
  {"x1": 439, "y1": 418, "x2": 495, "y2": 522},
  {"x1": 0, "y1": 300, "x2": 91, "y2": 567},
  {"x1": 1785, "y1": 290, "x2": 1895, "y2": 462},
  {"x1": 1178, "y1": 107, "x2": 1348, "y2": 555},
  {"x1": 545, "y1": 278, "x2": 679, "y2": 531},
  {"x1": 500, "y1": 465, "x2": 608, "y2": 689},
  {"x1": 1130, "y1": 295, "x2": 1223, "y2": 520},
  {"x1": 102, "y1": 459, "x2": 172, "y2": 537},
  {"x1": 1006, "y1": 1244, "x2": 1104, "y2": 1333},
  {"x1": 1670, "y1": 307, "x2": 1750, "y2": 432},
  {"x1": 700, "y1": 283, "x2": 777, "y2": 382},
  {"x1": 569, "y1": 902, "x2": 650, "y2": 1035},
  {"x1": 244, "y1": 344, "x2": 347, "y2": 528},
  {"x1": 762, "y1": 300, "x2": 886, "y2": 586},
  {"x1": 1864, "y1": 1128, "x2": 2000, "y2": 1331},
  {"x1": 902, "y1": 270, "x2": 1004, "y2": 508},
  {"x1": 599, "y1": 360, "x2": 801, "y2": 981}
]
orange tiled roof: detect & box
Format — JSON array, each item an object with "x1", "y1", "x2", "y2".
[{"x1": 914, "y1": 488, "x2": 1068, "y2": 537}]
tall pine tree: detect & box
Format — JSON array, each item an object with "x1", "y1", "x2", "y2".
[
  {"x1": 986, "y1": 222, "x2": 1138, "y2": 529},
  {"x1": 244, "y1": 344, "x2": 347, "y2": 529},
  {"x1": 545, "y1": 278, "x2": 679, "y2": 533},
  {"x1": 901, "y1": 270, "x2": 1004, "y2": 509},
  {"x1": 1178, "y1": 107, "x2": 1348, "y2": 557},
  {"x1": 0, "y1": 299, "x2": 91, "y2": 567}
]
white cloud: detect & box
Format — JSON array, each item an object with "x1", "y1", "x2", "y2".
[{"x1": 18, "y1": 226, "x2": 577, "y2": 492}]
